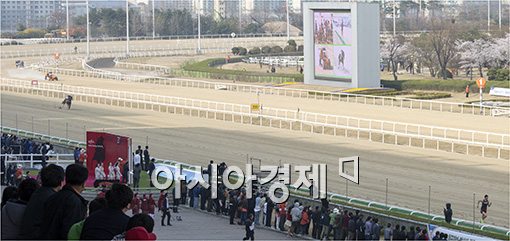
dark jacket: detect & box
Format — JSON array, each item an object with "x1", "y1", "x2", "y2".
[
  {"x1": 39, "y1": 185, "x2": 88, "y2": 240},
  {"x1": 80, "y1": 207, "x2": 130, "y2": 240},
  {"x1": 1, "y1": 200, "x2": 27, "y2": 239},
  {"x1": 371, "y1": 223, "x2": 381, "y2": 239},
  {"x1": 444, "y1": 207, "x2": 453, "y2": 223},
  {"x1": 19, "y1": 186, "x2": 57, "y2": 239},
  {"x1": 147, "y1": 162, "x2": 156, "y2": 176},
  {"x1": 143, "y1": 149, "x2": 150, "y2": 161}
]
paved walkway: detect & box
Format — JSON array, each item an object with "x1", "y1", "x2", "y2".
[{"x1": 150, "y1": 207, "x2": 298, "y2": 240}]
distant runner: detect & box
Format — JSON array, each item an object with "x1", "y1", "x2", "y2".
[{"x1": 477, "y1": 194, "x2": 492, "y2": 223}]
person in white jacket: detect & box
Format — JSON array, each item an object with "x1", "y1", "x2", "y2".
[
  {"x1": 95, "y1": 163, "x2": 103, "y2": 180},
  {"x1": 114, "y1": 161, "x2": 122, "y2": 181},
  {"x1": 108, "y1": 162, "x2": 115, "y2": 180}
]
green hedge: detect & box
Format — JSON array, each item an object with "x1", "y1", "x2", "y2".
[
  {"x1": 488, "y1": 68, "x2": 510, "y2": 81},
  {"x1": 382, "y1": 79, "x2": 510, "y2": 93},
  {"x1": 353, "y1": 89, "x2": 451, "y2": 100}
]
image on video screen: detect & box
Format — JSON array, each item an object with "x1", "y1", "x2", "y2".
[{"x1": 313, "y1": 11, "x2": 352, "y2": 82}]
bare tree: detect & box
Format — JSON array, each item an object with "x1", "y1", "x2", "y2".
[
  {"x1": 381, "y1": 35, "x2": 406, "y2": 81},
  {"x1": 412, "y1": 35, "x2": 438, "y2": 77}
]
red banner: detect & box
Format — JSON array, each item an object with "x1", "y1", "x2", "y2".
[{"x1": 86, "y1": 131, "x2": 131, "y2": 187}]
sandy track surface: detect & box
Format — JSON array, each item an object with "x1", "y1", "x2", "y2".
[
  {"x1": 3, "y1": 68, "x2": 507, "y2": 135},
  {"x1": 1, "y1": 92, "x2": 508, "y2": 227}
]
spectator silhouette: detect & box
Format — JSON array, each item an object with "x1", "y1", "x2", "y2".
[{"x1": 39, "y1": 164, "x2": 88, "y2": 239}]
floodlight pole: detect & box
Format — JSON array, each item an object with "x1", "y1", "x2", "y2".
[
  {"x1": 86, "y1": 0, "x2": 90, "y2": 59},
  {"x1": 498, "y1": 0, "x2": 502, "y2": 30},
  {"x1": 392, "y1": 0, "x2": 396, "y2": 36},
  {"x1": 286, "y1": 0, "x2": 290, "y2": 40},
  {"x1": 126, "y1": 0, "x2": 130, "y2": 56},
  {"x1": 66, "y1": 0, "x2": 69, "y2": 40},
  {"x1": 198, "y1": 3, "x2": 201, "y2": 54},
  {"x1": 152, "y1": 0, "x2": 156, "y2": 38},
  {"x1": 239, "y1": 0, "x2": 242, "y2": 34},
  {"x1": 487, "y1": 0, "x2": 491, "y2": 32}
]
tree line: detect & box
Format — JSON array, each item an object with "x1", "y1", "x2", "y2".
[{"x1": 381, "y1": 18, "x2": 509, "y2": 81}]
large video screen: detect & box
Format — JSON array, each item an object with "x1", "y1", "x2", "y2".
[{"x1": 313, "y1": 11, "x2": 352, "y2": 82}]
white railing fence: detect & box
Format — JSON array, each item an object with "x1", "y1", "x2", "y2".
[
  {"x1": 2, "y1": 153, "x2": 74, "y2": 169},
  {"x1": 2, "y1": 77, "x2": 509, "y2": 160},
  {"x1": 31, "y1": 65, "x2": 510, "y2": 117},
  {"x1": 2, "y1": 33, "x2": 298, "y2": 45}
]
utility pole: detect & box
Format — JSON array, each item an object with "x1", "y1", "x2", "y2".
[
  {"x1": 126, "y1": 0, "x2": 130, "y2": 56},
  {"x1": 86, "y1": 0, "x2": 90, "y2": 59}
]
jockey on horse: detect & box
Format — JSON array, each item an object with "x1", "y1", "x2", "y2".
[{"x1": 61, "y1": 95, "x2": 73, "y2": 110}]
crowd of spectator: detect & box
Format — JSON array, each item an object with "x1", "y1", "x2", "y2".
[
  {"x1": 1, "y1": 164, "x2": 157, "y2": 240},
  {"x1": 183, "y1": 184, "x2": 451, "y2": 241},
  {"x1": 1, "y1": 146, "x2": 457, "y2": 241},
  {"x1": 1, "y1": 134, "x2": 57, "y2": 186},
  {"x1": 1, "y1": 134, "x2": 55, "y2": 160}
]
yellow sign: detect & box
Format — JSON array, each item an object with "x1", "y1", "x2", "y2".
[{"x1": 250, "y1": 103, "x2": 260, "y2": 111}]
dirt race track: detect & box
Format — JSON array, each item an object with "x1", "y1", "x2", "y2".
[{"x1": 0, "y1": 42, "x2": 509, "y2": 227}]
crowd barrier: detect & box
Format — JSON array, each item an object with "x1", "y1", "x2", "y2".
[
  {"x1": 1, "y1": 78, "x2": 509, "y2": 160},
  {"x1": 1, "y1": 153, "x2": 74, "y2": 168},
  {"x1": 1, "y1": 126, "x2": 508, "y2": 238}
]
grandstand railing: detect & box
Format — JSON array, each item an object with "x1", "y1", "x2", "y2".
[
  {"x1": 2, "y1": 78, "x2": 509, "y2": 160},
  {"x1": 1, "y1": 153, "x2": 75, "y2": 168},
  {"x1": 31, "y1": 65, "x2": 510, "y2": 117},
  {"x1": 2, "y1": 125, "x2": 508, "y2": 238}
]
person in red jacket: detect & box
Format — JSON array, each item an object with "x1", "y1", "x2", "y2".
[
  {"x1": 157, "y1": 190, "x2": 166, "y2": 211},
  {"x1": 131, "y1": 193, "x2": 141, "y2": 215},
  {"x1": 148, "y1": 194, "x2": 156, "y2": 219},
  {"x1": 141, "y1": 194, "x2": 149, "y2": 214},
  {"x1": 300, "y1": 206, "x2": 310, "y2": 235}
]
